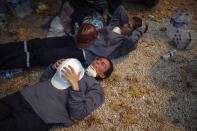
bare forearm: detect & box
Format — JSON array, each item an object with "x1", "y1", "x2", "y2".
[{"x1": 72, "y1": 83, "x2": 79, "y2": 91}]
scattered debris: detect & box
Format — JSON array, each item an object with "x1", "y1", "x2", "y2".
[
  {"x1": 35, "y1": 2, "x2": 49, "y2": 13},
  {"x1": 160, "y1": 27, "x2": 167, "y2": 32},
  {"x1": 119, "y1": 112, "x2": 138, "y2": 126},
  {"x1": 85, "y1": 115, "x2": 102, "y2": 127},
  {"x1": 171, "y1": 118, "x2": 180, "y2": 125},
  {"x1": 148, "y1": 15, "x2": 155, "y2": 19},
  {"x1": 109, "y1": 73, "x2": 122, "y2": 81},
  {"x1": 109, "y1": 101, "x2": 121, "y2": 111}
]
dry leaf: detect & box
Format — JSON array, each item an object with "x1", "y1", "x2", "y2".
[
  {"x1": 120, "y1": 89, "x2": 128, "y2": 97},
  {"x1": 73, "y1": 120, "x2": 80, "y2": 125},
  {"x1": 111, "y1": 92, "x2": 118, "y2": 96},
  {"x1": 177, "y1": 63, "x2": 188, "y2": 69},
  {"x1": 119, "y1": 112, "x2": 137, "y2": 126},
  {"x1": 145, "y1": 99, "x2": 152, "y2": 105},
  {"x1": 85, "y1": 115, "x2": 102, "y2": 127},
  {"x1": 145, "y1": 127, "x2": 151, "y2": 131},
  {"x1": 129, "y1": 88, "x2": 142, "y2": 98},
  {"x1": 104, "y1": 88, "x2": 108, "y2": 96},
  {"x1": 169, "y1": 96, "x2": 177, "y2": 102},
  {"x1": 139, "y1": 87, "x2": 147, "y2": 93},
  {"x1": 107, "y1": 118, "x2": 113, "y2": 123},
  {"x1": 144, "y1": 75, "x2": 150, "y2": 80},
  {"x1": 109, "y1": 73, "x2": 122, "y2": 81},
  {"x1": 147, "y1": 89, "x2": 154, "y2": 96},
  {"x1": 127, "y1": 75, "x2": 139, "y2": 83},
  {"x1": 126, "y1": 107, "x2": 140, "y2": 114},
  {"x1": 133, "y1": 63, "x2": 139, "y2": 66},
  {"x1": 160, "y1": 10, "x2": 166, "y2": 16},
  {"x1": 107, "y1": 127, "x2": 116, "y2": 131},
  {"x1": 120, "y1": 99, "x2": 128, "y2": 108},
  {"x1": 110, "y1": 101, "x2": 121, "y2": 111},
  {"x1": 172, "y1": 118, "x2": 180, "y2": 124},
  {"x1": 160, "y1": 27, "x2": 167, "y2": 32},
  {"x1": 174, "y1": 53, "x2": 180, "y2": 57},
  {"x1": 157, "y1": 117, "x2": 166, "y2": 124},
  {"x1": 158, "y1": 124, "x2": 164, "y2": 131},
  {"x1": 162, "y1": 82, "x2": 168, "y2": 87},
  {"x1": 16, "y1": 28, "x2": 26, "y2": 41},
  {"x1": 149, "y1": 113, "x2": 158, "y2": 121}
]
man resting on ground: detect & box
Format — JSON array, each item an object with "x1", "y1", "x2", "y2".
[
  {"x1": 81, "y1": 5, "x2": 148, "y2": 64},
  {"x1": 0, "y1": 57, "x2": 113, "y2": 131}
]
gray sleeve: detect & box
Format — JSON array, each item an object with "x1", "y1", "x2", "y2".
[
  {"x1": 109, "y1": 5, "x2": 129, "y2": 27},
  {"x1": 127, "y1": 27, "x2": 144, "y2": 45},
  {"x1": 67, "y1": 83, "x2": 104, "y2": 120},
  {"x1": 40, "y1": 64, "x2": 56, "y2": 82},
  {"x1": 119, "y1": 27, "x2": 144, "y2": 57}
]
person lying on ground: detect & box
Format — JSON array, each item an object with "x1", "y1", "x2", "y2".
[
  {"x1": 0, "y1": 57, "x2": 113, "y2": 131},
  {"x1": 69, "y1": 0, "x2": 122, "y2": 30},
  {"x1": 0, "y1": 23, "x2": 98, "y2": 70},
  {"x1": 0, "y1": 5, "x2": 147, "y2": 70},
  {"x1": 82, "y1": 5, "x2": 148, "y2": 64}
]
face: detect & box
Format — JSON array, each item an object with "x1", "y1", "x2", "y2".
[
  {"x1": 121, "y1": 19, "x2": 135, "y2": 36},
  {"x1": 90, "y1": 57, "x2": 110, "y2": 78}
]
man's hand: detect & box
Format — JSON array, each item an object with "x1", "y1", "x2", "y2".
[
  {"x1": 61, "y1": 65, "x2": 81, "y2": 91},
  {"x1": 52, "y1": 58, "x2": 65, "y2": 70}
]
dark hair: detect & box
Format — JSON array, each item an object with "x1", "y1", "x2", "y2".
[
  {"x1": 144, "y1": 24, "x2": 148, "y2": 33},
  {"x1": 96, "y1": 57, "x2": 113, "y2": 80},
  {"x1": 103, "y1": 58, "x2": 113, "y2": 79},
  {"x1": 132, "y1": 16, "x2": 142, "y2": 30},
  {"x1": 76, "y1": 23, "x2": 98, "y2": 48}
]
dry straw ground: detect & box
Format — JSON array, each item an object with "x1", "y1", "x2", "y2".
[{"x1": 0, "y1": 0, "x2": 197, "y2": 131}]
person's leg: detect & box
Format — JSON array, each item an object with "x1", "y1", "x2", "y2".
[
  {"x1": 0, "y1": 39, "x2": 44, "y2": 70},
  {"x1": 0, "y1": 92, "x2": 52, "y2": 131},
  {"x1": 14, "y1": 97, "x2": 52, "y2": 131},
  {"x1": 0, "y1": 41, "x2": 24, "y2": 66},
  {"x1": 0, "y1": 98, "x2": 12, "y2": 121},
  {"x1": 108, "y1": 0, "x2": 122, "y2": 14},
  {"x1": 0, "y1": 36, "x2": 74, "y2": 56},
  {"x1": 0, "y1": 116, "x2": 16, "y2": 131},
  {"x1": 0, "y1": 51, "x2": 27, "y2": 70},
  {"x1": 27, "y1": 36, "x2": 78, "y2": 67},
  {"x1": 0, "y1": 92, "x2": 21, "y2": 130},
  {"x1": 0, "y1": 36, "x2": 76, "y2": 69},
  {"x1": 30, "y1": 46, "x2": 85, "y2": 67},
  {"x1": 109, "y1": 5, "x2": 129, "y2": 27},
  {"x1": 0, "y1": 41, "x2": 24, "y2": 60},
  {"x1": 27, "y1": 36, "x2": 75, "y2": 52}
]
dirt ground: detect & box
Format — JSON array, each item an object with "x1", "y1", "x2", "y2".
[{"x1": 0, "y1": 0, "x2": 197, "y2": 131}]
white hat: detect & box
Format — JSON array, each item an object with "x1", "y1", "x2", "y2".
[{"x1": 51, "y1": 58, "x2": 85, "y2": 90}]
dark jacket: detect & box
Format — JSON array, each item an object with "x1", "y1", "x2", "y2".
[{"x1": 20, "y1": 64, "x2": 104, "y2": 127}]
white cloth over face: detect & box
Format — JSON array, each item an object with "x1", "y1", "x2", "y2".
[
  {"x1": 86, "y1": 65, "x2": 97, "y2": 77},
  {"x1": 51, "y1": 58, "x2": 85, "y2": 90}
]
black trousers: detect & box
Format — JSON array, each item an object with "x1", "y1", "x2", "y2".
[
  {"x1": 0, "y1": 92, "x2": 52, "y2": 131},
  {"x1": 0, "y1": 36, "x2": 85, "y2": 70}
]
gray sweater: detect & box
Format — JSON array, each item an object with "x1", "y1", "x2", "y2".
[
  {"x1": 20, "y1": 65, "x2": 104, "y2": 127},
  {"x1": 84, "y1": 27, "x2": 143, "y2": 64}
]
